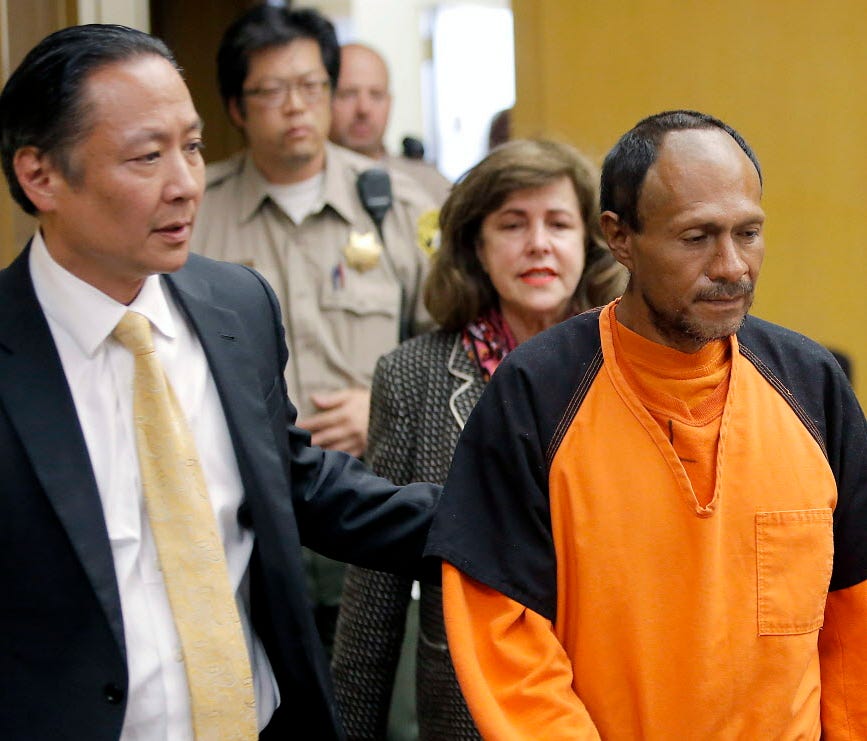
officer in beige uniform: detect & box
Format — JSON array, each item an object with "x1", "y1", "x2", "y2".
[
  {"x1": 193, "y1": 5, "x2": 436, "y2": 652},
  {"x1": 195, "y1": 142, "x2": 433, "y2": 433},
  {"x1": 330, "y1": 42, "x2": 451, "y2": 204}
]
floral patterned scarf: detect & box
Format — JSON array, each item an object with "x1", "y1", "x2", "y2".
[{"x1": 461, "y1": 308, "x2": 518, "y2": 383}]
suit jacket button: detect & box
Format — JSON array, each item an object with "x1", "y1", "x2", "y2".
[{"x1": 103, "y1": 683, "x2": 124, "y2": 704}]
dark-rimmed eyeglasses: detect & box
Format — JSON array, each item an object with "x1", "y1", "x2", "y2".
[{"x1": 242, "y1": 78, "x2": 330, "y2": 107}]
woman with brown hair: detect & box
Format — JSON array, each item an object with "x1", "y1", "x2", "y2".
[{"x1": 331, "y1": 139, "x2": 626, "y2": 740}]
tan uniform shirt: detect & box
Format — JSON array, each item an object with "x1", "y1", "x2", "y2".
[
  {"x1": 383, "y1": 154, "x2": 452, "y2": 204},
  {"x1": 192, "y1": 143, "x2": 436, "y2": 418}
]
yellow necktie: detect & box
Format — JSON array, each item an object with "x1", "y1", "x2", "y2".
[{"x1": 112, "y1": 311, "x2": 257, "y2": 740}]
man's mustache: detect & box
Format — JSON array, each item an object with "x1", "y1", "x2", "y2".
[{"x1": 696, "y1": 281, "x2": 754, "y2": 301}]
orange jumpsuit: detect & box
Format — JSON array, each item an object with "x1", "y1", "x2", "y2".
[{"x1": 427, "y1": 303, "x2": 867, "y2": 739}]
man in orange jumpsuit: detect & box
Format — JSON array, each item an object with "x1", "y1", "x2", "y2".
[{"x1": 426, "y1": 110, "x2": 867, "y2": 739}]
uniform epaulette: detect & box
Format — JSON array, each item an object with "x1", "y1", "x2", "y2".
[
  {"x1": 336, "y1": 144, "x2": 379, "y2": 177},
  {"x1": 387, "y1": 165, "x2": 435, "y2": 210},
  {"x1": 338, "y1": 144, "x2": 433, "y2": 211}
]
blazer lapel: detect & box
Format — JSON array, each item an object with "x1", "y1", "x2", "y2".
[
  {"x1": 0, "y1": 248, "x2": 125, "y2": 655},
  {"x1": 446, "y1": 334, "x2": 485, "y2": 429}
]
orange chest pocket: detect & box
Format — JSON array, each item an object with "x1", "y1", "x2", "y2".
[{"x1": 756, "y1": 508, "x2": 834, "y2": 635}]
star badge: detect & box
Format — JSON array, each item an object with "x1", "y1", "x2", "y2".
[{"x1": 343, "y1": 231, "x2": 382, "y2": 272}]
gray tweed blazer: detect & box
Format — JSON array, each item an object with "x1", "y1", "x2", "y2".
[{"x1": 331, "y1": 330, "x2": 484, "y2": 740}]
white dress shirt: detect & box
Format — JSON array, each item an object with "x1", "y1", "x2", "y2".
[{"x1": 29, "y1": 232, "x2": 279, "y2": 739}]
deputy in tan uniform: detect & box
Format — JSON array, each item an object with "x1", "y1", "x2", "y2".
[
  {"x1": 330, "y1": 42, "x2": 451, "y2": 204},
  {"x1": 192, "y1": 4, "x2": 437, "y2": 651},
  {"x1": 193, "y1": 6, "x2": 436, "y2": 458},
  {"x1": 195, "y1": 144, "x2": 433, "y2": 450}
]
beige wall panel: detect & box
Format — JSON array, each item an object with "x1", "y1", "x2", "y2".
[{"x1": 513, "y1": 0, "x2": 867, "y2": 399}]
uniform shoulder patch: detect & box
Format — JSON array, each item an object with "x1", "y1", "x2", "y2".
[{"x1": 416, "y1": 208, "x2": 441, "y2": 258}]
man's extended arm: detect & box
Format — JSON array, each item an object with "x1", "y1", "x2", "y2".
[{"x1": 247, "y1": 262, "x2": 439, "y2": 576}]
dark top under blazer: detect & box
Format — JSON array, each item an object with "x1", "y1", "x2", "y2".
[{"x1": 0, "y1": 246, "x2": 439, "y2": 740}]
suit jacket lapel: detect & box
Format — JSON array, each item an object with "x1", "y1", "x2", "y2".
[
  {"x1": 446, "y1": 334, "x2": 485, "y2": 430},
  {"x1": 0, "y1": 247, "x2": 125, "y2": 655},
  {"x1": 163, "y1": 269, "x2": 283, "y2": 506}
]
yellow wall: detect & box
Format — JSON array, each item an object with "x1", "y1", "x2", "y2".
[{"x1": 513, "y1": 0, "x2": 867, "y2": 400}]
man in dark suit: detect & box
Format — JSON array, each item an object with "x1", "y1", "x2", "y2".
[{"x1": 0, "y1": 24, "x2": 438, "y2": 740}]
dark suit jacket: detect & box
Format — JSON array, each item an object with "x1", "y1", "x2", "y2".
[{"x1": 0, "y1": 247, "x2": 439, "y2": 740}]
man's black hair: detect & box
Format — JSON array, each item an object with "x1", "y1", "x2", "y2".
[
  {"x1": 217, "y1": 4, "x2": 339, "y2": 114},
  {"x1": 0, "y1": 24, "x2": 177, "y2": 215},
  {"x1": 600, "y1": 109, "x2": 762, "y2": 232}
]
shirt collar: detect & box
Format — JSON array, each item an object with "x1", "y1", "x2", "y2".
[
  {"x1": 320, "y1": 142, "x2": 362, "y2": 223},
  {"x1": 236, "y1": 141, "x2": 360, "y2": 225},
  {"x1": 29, "y1": 230, "x2": 177, "y2": 357}
]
